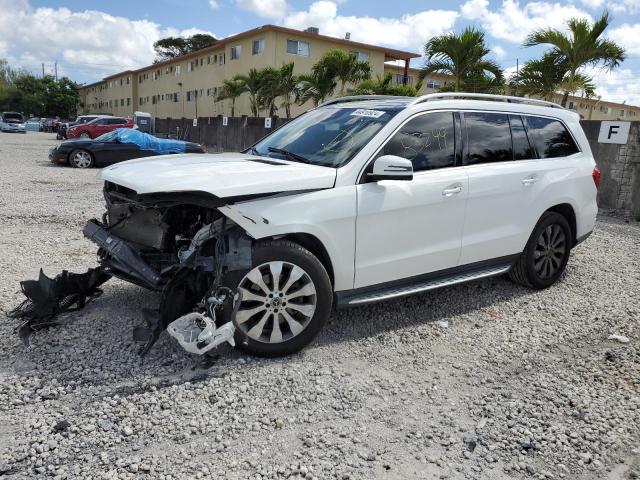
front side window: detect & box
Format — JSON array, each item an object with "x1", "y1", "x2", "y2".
[
  {"x1": 250, "y1": 107, "x2": 399, "y2": 167},
  {"x1": 252, "y1": 39, "x2": 265, "y2": 54},
  {"x1": 526, "y1": 116, "x2": 579, "y2": 158},
  {"x1": 510, "y1": 115, "x2": 534, "y2": 160},
  {"x1": 464, "y1": 112, "x2": 513, "y2": 165},
  {"x1": 381, "y1": 112, "x2": 455, "y2": 172},
  {"x1": 287, "y1": 39, "x2": 309, "y2": 56}
]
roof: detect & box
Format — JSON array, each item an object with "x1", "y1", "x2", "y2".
[{"x1": 79, "y1": 24, "x2": 420, "y2": 89}]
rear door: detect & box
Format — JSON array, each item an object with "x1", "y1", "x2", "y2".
[
  {"x1": 355, "y1": 111, "x2": 468, "y2": 288},
  {"x1": 459, "y1": 112, "x2": 562, "y2": 265}
]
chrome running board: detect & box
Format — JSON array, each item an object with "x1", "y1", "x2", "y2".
[{"x1": 339, "y1": 264, "x2": 512, "y2": 307}]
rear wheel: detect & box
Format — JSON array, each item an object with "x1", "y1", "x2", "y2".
[
  {"x1": 69, "y1": 149, "x2": 94, "y2": 168},
  {"x1": 509, "y1": 212, "x2": 571, "y2": 289},
  {"x1": 230, "y1": 240, "x2": 332, "y2": 357}
]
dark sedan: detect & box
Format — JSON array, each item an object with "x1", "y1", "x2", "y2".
[{"x1": 49, "y1": 128, "x2": 206, "y2": 168}]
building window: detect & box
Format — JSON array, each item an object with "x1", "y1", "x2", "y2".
[
  {"x1": 207, "y1": 55, "x2": 212, "y2": 64},
  {"x1": 286, "y1": 39, "x2": 310, "y2": 56},
  {"x1": 127, "y1": 98, "x2": 130, "y2": 106},
  {"x1": 426, "y1": 79, "x2": 440, "y2": 90},
  {"x1": 219, "y1": 53, "x2": 225, "y2": 65},
  {"x1": 252, "y1": 39, "x2": 265, "y2": 55},
  {"x1": 126, "y1": 76, "x2": 130, "y2": 85},
  {"x1": 352, "y1": 51, "x2": 369, "y2": 61},
  {"x1": 231, "y1": 45, "x2": 241, "y2": 60},
  {"x1": 620, "y1": 109, "x2": 626, "y2": 117},
  {"x1": 120, "y1": 79, "x2": 123, "y2": 86},
  {"x1": 175, "y1": 65, "x2": 181, "y2": 75},
  {"x1": 186, "y1": 91, "x2": 193, "y2": 102},
  {"x1": 120, "y1": 99, "x2": 124, "y2": 106},
  {"x1": 188, "y1": 62, "x2": 193, "y2": 72}
]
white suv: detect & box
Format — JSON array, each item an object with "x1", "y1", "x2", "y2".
[{"x1": 85, "y1": 93, "x2": 599, "y2": 357}]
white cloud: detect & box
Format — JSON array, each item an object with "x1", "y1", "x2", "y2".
[
  {"x1": 579, "y1": 0, "x2": 604, "y2": 8},
  {"x1": 492, "y1": 45, "x2": 507, "y2": 59},
  {"x1": 461, "y1": 0, "x2": 592, "y2": 43},
  {"x1": 608, "y1": 23, "x2": 640, "y2": 57},
  {"x1": 283, "y1": 1, "x2": 458, "y2": 53},
  {"x1": 608, "y1": 0, "x2": 640, "y2": 14},
  {"x1": 235, "y1": 0, "x2": 288, "y2": 19},
  {"x1": 0, "y1": 0, "x2": 217, "y2": 81},
  {"x1": 583, "y1": 66, "x2": 640, "y2": 106},
  {"x1": 208, "y1": 0, "x2": 220, "y2": 8}
]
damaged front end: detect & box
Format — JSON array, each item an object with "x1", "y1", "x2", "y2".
[{"x1": 11, "y1": 180, "x2": 254, "y2": 355}]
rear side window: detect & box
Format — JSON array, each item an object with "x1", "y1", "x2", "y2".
[
  {"x1": 510, "y1": 115, "x2": 535, "y2": 160},
  {"x1": 464, "y1": 112, "x2": 512, "y2": 164},
  {"x1": 526, "y1": 116, "x2": 579, "y2": 158},
  {"x1": 381, "y1": 111, "x2": 455, "y2": 172},
  {"x1": 108, "y1": 118, "x2": 126, "y2": 125}
]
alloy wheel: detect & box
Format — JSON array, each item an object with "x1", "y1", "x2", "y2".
[
  {"x1": 533, "y1": 224, "x2": 566, "y2": 279},
  {"x1": 235, "y1": 261, "x2": 317, "y2": 344},
  {"x1": 72, "y1": 151, "x2": 92, "y2": 168}
]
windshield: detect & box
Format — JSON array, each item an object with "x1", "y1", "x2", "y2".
[
  {"x1": 94, "y1": 130, "x2": 119, "y2": 142},
  {"x1": 249, "y1": 106, "x2": 399, "y2": 167}
]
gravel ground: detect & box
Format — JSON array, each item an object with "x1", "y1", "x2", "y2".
[{"x1": 0, "y1": 131, "x2": 639, "y2": 480}]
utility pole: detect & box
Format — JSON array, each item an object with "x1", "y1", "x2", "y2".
[
  {"x1": 54, "y1": 62, "x2": 58, "y2": 81},
  {"x1": 42, "y1": 63, "x2": 45, "y2": 78},
  {"x1": 516, "y1": 58, "x2": 519, "y2": 75}
]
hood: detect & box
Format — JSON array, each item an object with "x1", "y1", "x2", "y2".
[
  {"x1": 60, "y1": 139, "x2": 94, "y2": 148},
  {"x1": 100, "y1": 152, "x2": 337, "y2": 198}
]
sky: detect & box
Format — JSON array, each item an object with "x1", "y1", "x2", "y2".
[{"x1": 1, "y1": 0, "x2": 640, "y2": 105}]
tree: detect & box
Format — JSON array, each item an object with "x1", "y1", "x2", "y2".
[
  {"x1": 419, "y1": 27, "x2": 504, "y2": 93},
  {"x1": 523, "y1": 11, "x2": 625, "y2": 107},
  {"x1": 277, "y1": 62, "x2": 298, "y2": 118},
  {"x1": 153, "y1": 34, "x2": 217, "y2": 62},
  {"x1": 352, "y1": 72, "x2": 423, "y2": 96},
  {"x1": 295, "y1": 73, "x2": 337, "y2": 107},
  {"x1": 312, "y1": 49, "x2": 371, "y2": 95},
  {"x1": 234, "y1": 69, "x2": 264, "y2": 116},
  {"x1": 257, "y1": 66, "x2": 281, "y2": 117},
  {"x1": 217, "y1": 78, "x2": 247, "y2": 116}
]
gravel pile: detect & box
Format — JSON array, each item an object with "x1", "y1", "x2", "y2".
[{"x1": 0, "y1": 132, "x2": 638, "y2": 479}]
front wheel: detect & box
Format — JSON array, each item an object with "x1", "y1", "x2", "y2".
[
  {"x1": 509, "y1": 212, "x2": 572, "y2": 289},
  {"x1": 69, "y1": 149, "x2": 94, "y2": 168},
  {"x1": 230, "y1": 240, "x2": 333, "y2": 357}
]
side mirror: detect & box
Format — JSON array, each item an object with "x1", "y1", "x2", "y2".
[{"x1": 367, "y1": 155, "x2": 413, "y2": 182}]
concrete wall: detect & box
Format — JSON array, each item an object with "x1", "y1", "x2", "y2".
[
  {"x1": 581, "y1": 120, "x2": 640, "y2": 219},
  {"x1": 155, "y1": 116, "x2": 292, "y2": 152}
]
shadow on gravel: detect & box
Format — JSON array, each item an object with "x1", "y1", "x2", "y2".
[{"x1": 317, "y1": 274, "x2": 535, "y2": 348}]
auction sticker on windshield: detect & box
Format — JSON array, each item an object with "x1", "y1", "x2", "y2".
[{"x1": 350, "y1": 109, "x2": 385, "y2": 118}]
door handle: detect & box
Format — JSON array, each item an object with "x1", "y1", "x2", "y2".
[
  {"x1": 442, "y1": 185, "x2": 462, "y2": 196},
  {"x1": 522, "y1": 177, "x2": 537, "y2": 186}
]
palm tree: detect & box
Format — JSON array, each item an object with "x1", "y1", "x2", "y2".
[
  {"x1": 510, "y1": 54, "x2": 595, "y2": 101},
  {"x1": 312, "y1": 49, "x2": 371, "y2": 95},
  {"x1": 523, "y1": 11, "x2": 625, "y2": 107},
  {"x1": 257, "y1": 66, "x2": 281, "y2": 117},
  {"x1": 419, "y1": 27, "x2": 503, "y2": 92},
  {"x1": 295, "y1": 73, "x2": 337, "y2": 107},
  {"x1": 217, "y1": 78, "x2": 246, "y2": 117},
  {"x1": 234, "y1": 69, "x2": 263, "y2": 116},
  {"x1": 278, "y1": 62, "x2": 298, "y2": 118},
  {"x1": 352, "y1": 72, "x2": 421, "y2": 96}
]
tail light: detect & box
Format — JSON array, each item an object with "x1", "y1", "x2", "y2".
[{"x1": 592, "y1": 166, "x2": 601, "y2": 188}]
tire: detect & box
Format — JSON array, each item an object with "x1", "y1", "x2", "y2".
[
  {"x1": 228, "y1": 240, "x2": 333, "y2": 357},
  {"x1": 69, "y1": 149, "x2": 94, "y2": 168},
  {"x1": 509, "y1": 212, "x2": 572, "y2": 289},
  {"x1": 79, "y1": 132, "x2": 91, "y2": 139}
]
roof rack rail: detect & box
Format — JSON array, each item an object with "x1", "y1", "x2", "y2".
[
  {"x1": 319, "y1": 95, "x2": 411, "y2": 107},
  {"x1": 408, "y1": 92, "x2": 564, "y2": 110}
]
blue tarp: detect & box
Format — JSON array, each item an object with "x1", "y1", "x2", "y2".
[{"x1": 96, "y1": 129, "x2": 188, "y2": 154}]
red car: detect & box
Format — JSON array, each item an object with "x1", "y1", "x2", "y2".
[{"x1": 66, "y1": 116, "x2": 134, "y2": 139}]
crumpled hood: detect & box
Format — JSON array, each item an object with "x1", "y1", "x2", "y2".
[{"x1": 100, "y1": 152, "x2": 337, "y2": 198}]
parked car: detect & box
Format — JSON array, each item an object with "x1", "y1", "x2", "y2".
[
  {"x1": 25, "y1": 117, "x2": 42, "y2": 132},
  {"x1": 1, "y1": 112, "x2": 26, "y2": 133},
  {"x1": 50, "y1": 128, "x2": 206, "y2": 168},
  {"x1": 83, "y1": 93, "x2": 598, "y2": 357},
  {"x1": 57, "y1": 114, "x2": 107, "y2": 140},
  {"x1": 67, "y1": 116, "x2": 133, "y2": 139}
]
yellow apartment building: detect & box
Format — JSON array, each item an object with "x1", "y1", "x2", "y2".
[
  {"x1": 78, "y1": 24, "x2": 418, "y2": 119},
  {"x1": 78, "y1": 23, "x2": 640, "y2": 122}
]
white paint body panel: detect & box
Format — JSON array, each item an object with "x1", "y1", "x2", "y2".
[
  {"x1": 100, "y1": 152, "x2": 336, "y2": 196},
  {"x1": 355, "y1": 169, "x2": 468, "y2": 287}
]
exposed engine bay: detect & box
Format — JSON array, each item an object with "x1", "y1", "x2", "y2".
[{"x1": 10, "y1": 180, "x2": 256, "y2": 356}]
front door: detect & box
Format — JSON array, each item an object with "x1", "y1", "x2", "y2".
[{"x1": 355, "y1": 111, "x2": 468, "y2": 289}]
